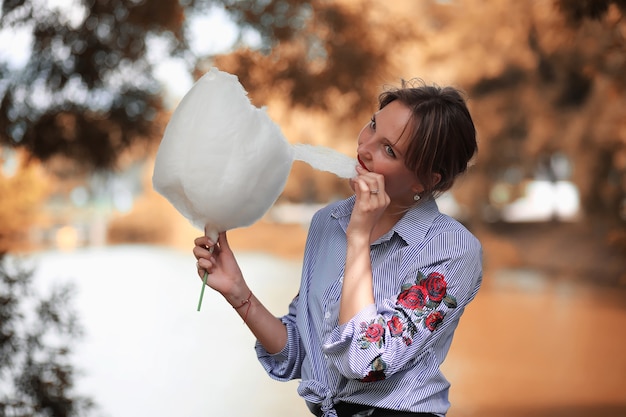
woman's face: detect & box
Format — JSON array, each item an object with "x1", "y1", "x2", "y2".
[{"x1": 356, "y1": 100, "x2": 422, "y2": 205}]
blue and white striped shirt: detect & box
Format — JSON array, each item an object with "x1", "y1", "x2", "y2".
[{"x1": 255, "y1": 195, "x2": 483, "y2": 416}]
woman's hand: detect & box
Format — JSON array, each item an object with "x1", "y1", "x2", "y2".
[
  {"x1": 193, "y1": 232, "x2": 249, "y2": 305},
  {"x1": 348, "y1": 165, "x2": 390, "y2": 240},
  {"x1": 193, "y1": 232, "x2": 289, "y2": 353}
]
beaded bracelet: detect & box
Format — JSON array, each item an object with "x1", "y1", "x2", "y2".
[{"x1": 233, "y1": 291, "x2": 253, "y2": 323}]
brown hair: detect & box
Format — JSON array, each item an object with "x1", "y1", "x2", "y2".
[{"x1": 378, "y1": 80, "x2": 477, "y2": 198}]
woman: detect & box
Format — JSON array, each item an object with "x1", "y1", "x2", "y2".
[{"x1": 193, "y1": 80, "x2": 482, "y2": 417}]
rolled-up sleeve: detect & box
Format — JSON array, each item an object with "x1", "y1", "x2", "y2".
[{"x1": 255, "y1": 294, "x2": 305, "y2": 381}]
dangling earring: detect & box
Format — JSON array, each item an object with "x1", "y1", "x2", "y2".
[{"x1": 414, "y1": 193, "x2": 421, "y2": 202}]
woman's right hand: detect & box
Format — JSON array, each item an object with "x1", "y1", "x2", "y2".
[{"x1": 193, "y1": 232, "x2": 249, "y2": 304}]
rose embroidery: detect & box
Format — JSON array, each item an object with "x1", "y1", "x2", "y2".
[
  {"x1": 397, "y1": 285, "x2": 428, "y2": 310},
  {"x1": 365, "y1": 322, "x2": 384, "y2": 343},
  {"x1": 392, "y1": 271, "x2": 457, "y2": 337},
  {"x1": 360, "y1": 356, "x2": 387, "y2": 383},
  {"x1": 361, "y1": 370, "x2": 385, "y2": 382},
  {"x1": 422, "y1": 272, "x2": 447, "y2": 302},
  {"x1": 358, "y1": 317, "x2": 386, "y2": 348},
  {"x1": 387, "y1": 315, "x2": 403, "y2": 336},
  {"x1": 358, "y1": 271, "x2": 458, "y2": 355},
  {"x1": 425, "y1": 311, "x2": 445, "y2": 331}
]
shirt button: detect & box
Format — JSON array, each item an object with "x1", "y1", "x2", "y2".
[
  {"x1": 339, "y1": 276, "x2": 344, "y2": 283},
  {"x1": 324, "y1": 311, "x2": 331, "y2": 319}
]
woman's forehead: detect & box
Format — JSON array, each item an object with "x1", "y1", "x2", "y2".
[{"x1": 377, "y1": 101, "x2": 414, "y2": 147}]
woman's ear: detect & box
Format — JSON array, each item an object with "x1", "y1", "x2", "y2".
[
  {"x1": 431, "y1": 173, "x2": 442, "y2": 187},
  {"x1": 412, "y1": 173, "x2": 441, "y2": 194}
]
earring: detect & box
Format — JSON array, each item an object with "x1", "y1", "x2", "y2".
[{"x1": 414, "y1": 194, "x2": 421, "y2": 202}]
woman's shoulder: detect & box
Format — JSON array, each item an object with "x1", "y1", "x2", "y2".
[{"x1": 429, "y1": 211, "x2": 482, "y2": 252}]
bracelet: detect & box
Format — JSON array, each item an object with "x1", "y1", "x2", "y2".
[
  {"x1": 232, "y1": 291, "x2": 253, "y2": 323},
  {"x1": 232, "y1": 291, "x2": 253, "y2": 309}
]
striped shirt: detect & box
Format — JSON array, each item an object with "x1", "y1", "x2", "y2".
[{"x1": 255, "y1": 195, "x2": 483, "y2": 417}]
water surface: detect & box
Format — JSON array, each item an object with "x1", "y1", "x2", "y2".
[{"x1": 26, "y1": 245, "x2": 626, "y2": 417}]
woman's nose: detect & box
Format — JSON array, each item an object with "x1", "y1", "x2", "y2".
[{"x1": 357, "y1": 138, "x2": 372, "y2": 158}]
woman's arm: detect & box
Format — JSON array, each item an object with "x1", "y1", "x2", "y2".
[
  {"x1": 340, "y1": 165, "x2": 389, "y2": 324},
  {"x1": 193, "y1": 232, "x2": 287, "y2": 354}
]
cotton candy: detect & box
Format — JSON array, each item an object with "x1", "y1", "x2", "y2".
[{"x1": 152, "y1": 67, "x2": 357, "y2": 241}]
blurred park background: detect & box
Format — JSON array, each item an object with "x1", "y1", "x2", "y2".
[{"x1": 1, "y1": 0, "x2": 625, "y2": 416}]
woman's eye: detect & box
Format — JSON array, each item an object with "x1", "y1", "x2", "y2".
[
  {"x1": 370, "y1": 116, "x2": 376, "y2": 130},
  {"x1": 384, "y1": 144, "x2": 396, "y2": 157}
]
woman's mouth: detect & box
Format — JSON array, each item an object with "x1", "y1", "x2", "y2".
[{"x1": 357, "y1": 155, "x2": 370, "y2": 172}]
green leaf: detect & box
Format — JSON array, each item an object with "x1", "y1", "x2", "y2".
[
  {"x1": 443, "y1": 294, "x2": 458, "y2": 308},
  {"x1": 416, "y1": 271, "x2": 426, "y2": 284},
  {"x1": 372, "y1": 356, "x2": 388, "y2": 371}
]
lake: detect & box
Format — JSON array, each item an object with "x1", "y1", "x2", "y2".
[{"x1": 24, "y1": 245, "x2": 626, "y2": 417}]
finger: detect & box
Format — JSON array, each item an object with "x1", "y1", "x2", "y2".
[
  {"x1": 355, "y1": 177, "x2": 382, "y2": 199},
  {"x1": 355, "y1": 177, "x2": 370, "y2": 194},
  {"x1": 197, "y1": 256, "x2": 216, "y2": 274},
  {"x1": 196, "y1": 260, "x2": 206, "y2": 278},
  {"x1": 193, "y1": 245, "x2": 211, "y2": 261},
  {"x1": 194, "y1": 235, "x2": 216, "y2": 251},
  {"x1": 217, "y1": 231, "x2": 231, "y2": 253}
]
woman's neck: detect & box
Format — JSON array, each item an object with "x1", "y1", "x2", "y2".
[{"x1": 370, "y1": 205, "x2": 408, "y2": 242}]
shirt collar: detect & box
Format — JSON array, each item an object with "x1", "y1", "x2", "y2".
[{"x1": 331, "y1": 195, "x2": 441, "y2": 246}]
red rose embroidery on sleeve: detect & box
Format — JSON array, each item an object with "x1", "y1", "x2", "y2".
[
  {"x1": 387, "y1": 315, "x2": 403, "y2": 336},
  {"x1": 392, "y1": 271, "x2": 458, "y2": 338},
  {"x1": 425, "y1": 311, "x2": 445, "y2": 331},
  {"x1": 359, "y1": 318, "x2": 386, "y2": 349},
  {"x1": 361, "y1": 370, "x2": 385, "y2": 382},
  {"x1": 360, "y1": 356, "x2": 387, "y2": 383},
  {"x1": 397, "y1": 285, "x2": 428, "y2": 310},
  {"x1": 422, "y1": 272, "x2": 447, "y2": 302},
  {"x1": 364, "y1": 322, "x2": 384, "y2": 343}
]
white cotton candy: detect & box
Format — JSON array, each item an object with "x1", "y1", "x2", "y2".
[
  {"x1": 152, "y1": 67, "x2": 357, "y2": 241},
  {"x1": 292, "y1": 143, "x2": 358, "y2": 179}
]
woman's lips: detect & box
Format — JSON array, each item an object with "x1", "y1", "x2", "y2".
[{"x1": 357, "y1": 155, "x2": 370, "y2": 171}]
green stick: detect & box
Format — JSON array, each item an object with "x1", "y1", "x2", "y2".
[
  {"x1": 196, "y1": 245, "x2": 214, "y2": 312},
  {"x1": 197, "y1": 271, "x2": 208, "y2": 311}
]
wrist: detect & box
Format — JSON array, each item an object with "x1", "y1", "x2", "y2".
[
  {"x1": 230, "y1": 290, "x2": 253, "y2": 310},
  {"x1": 227, "y1": 289, "x2": 254, "y2": 324},
  {"x1": 346, "y1": 231, "x2": 371, "y2": 249},
  {"x1": 224, "y1": 286, "x2": 252, "y2": 308}
]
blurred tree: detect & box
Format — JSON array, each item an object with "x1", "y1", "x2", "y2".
[
  {"x1": 388, "y1": 0, "x2": 626, "y2": 227},
  {"x1": 211, "y1": 0, "x2": 411, "y2": 116},
  {"x1": 472, "y1": 0, "x2": 626, "y2": 222},
  {"x1": 1, "y1": 0, "x2": 623, "y2": 220},
  {"x1": 0, "y1": 0, "x2": 410, "y2": 171},
  {"x1": 0, "y1": 0, "x2": 185, "y2": 170},
  {"x1": 0, "y1": 148, "x2": 49, "y2": 252},
  {"x1": 0, "y1": 253, "x2": 93, "y2": 416}
]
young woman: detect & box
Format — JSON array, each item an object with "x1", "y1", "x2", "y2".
[{"x1": 193, "y1": 80, "x2": 482, "y2": 417}]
